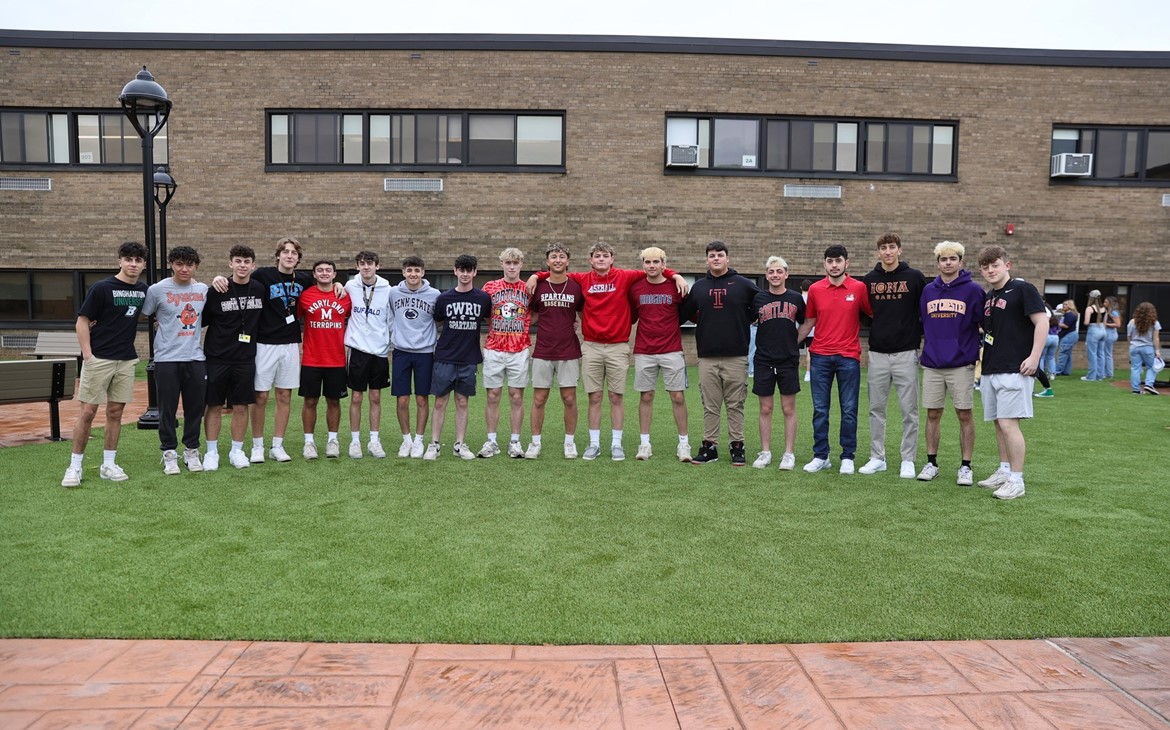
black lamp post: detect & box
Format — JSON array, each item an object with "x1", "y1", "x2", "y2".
[{"x1": 120, "y1": 66, "x2": 172, "y2": 430}]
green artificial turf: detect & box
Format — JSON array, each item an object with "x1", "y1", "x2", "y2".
[{"x1": 2, "y1": 369, "x2": 1167, "y2": 644}]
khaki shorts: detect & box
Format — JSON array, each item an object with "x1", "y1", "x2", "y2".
[
  {"x1": 922, "y1": 364, "x2": 976, "y2": 410},
  {"x1": 483, "y1": 348, "x2": 530, "y2": 389},
  {"x1": 633, "y1": 352, "x2": 687, "y2": 392},
  {"x1": 581, "y1": 341, "x2": 629, "y2": 394},
  {"x1": 78, "y1": 357, "x2": 137, "y2": 405},
  {"x1": 531, "y1": 357, "x2": 580, "y2": 389}
]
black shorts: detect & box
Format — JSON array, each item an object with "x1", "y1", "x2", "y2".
[
  {"x1": 431, "y1": 361, "x2": 478, "y2": 398},
  {"x1": 753, "y1": 360, "x2": 801, "y2": 397},
  {"x1": 299, "y1": 366, "x2": 349, "y2": 400},
  {"x1": 800, "y1": 335, "x2": 813, "y2": 351},
  {"x1": 205, "y1": 360, "x2": 257, "y2": 407},
  {"x1": 347, "y1": 349, "x2": 390, "y2": 392},
  {"x1": 391, "y1": 350, "x2": 434, "y2": 397}
]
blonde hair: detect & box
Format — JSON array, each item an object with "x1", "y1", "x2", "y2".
[
  {"x1": 764, "y1": 255, "x2": 788, "y2": 271},
  {"x1": 499, "y1": 247, "x2": 524, "y2": 263},
  {"x1": 640, "y1": 246, "x2": 666, "y2": 261},
  {"x1": 933, "y1": 240, "x2": 965, "y2": 260}
]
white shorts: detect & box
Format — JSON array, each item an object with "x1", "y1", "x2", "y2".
[
  {"x1": 255, "y1": 343, "x2": 301, "y2": 391},
  {"x1": 531, "y1": 358, "x2": 580, "y2": 389},
  {"x1": 980, "y1": 372, "x2": 1034, "y2": 421},
  {"x1": 483, "y1": 348, "x2": 530, "y2": 389}
]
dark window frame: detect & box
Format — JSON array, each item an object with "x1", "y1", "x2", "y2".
[
  {"x1": 0, "y1": 108, "x2": 169, "y2": 170},
  {"x1": 0, "y1": 268, "x2": 117, "y2": 327},
  {"x1": 1051, "y1": 124, "x2": 1170, "y2": 186}
]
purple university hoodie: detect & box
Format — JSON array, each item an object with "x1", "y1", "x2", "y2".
[{"x1": 920, "y1": 268, "x2": 986, "y2": 369}]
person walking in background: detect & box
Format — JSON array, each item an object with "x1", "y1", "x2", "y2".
[
  {"x1": 1104, "y1": 295, "x2": 1122, "y2": 380},
  {"x1": 1055, "y1": 299, "x2": 1079, "y2": 376},
  {"x1": 1128, "y1": 302, "x2": 1163, "y2": 395},
  {"x1": 1082, "y1": 289, "x2": 1108, "y2": 381}
]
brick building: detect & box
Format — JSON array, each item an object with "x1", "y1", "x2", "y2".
[{"x1": 1, "y1": 31, "x2": 1168, "y2": 350}]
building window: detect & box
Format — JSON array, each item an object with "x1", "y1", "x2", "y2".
[
  {"x1": 267, "y1": 111, "x2": 564, "y2": 171},
  {"x1": 0, "y1": 109, "x2": 168, "y2": 167},
  {"x1": 666, "y1": 114, "x2": 957, "y2": 179},
  {"x1": 1052, "y1": 126, "x2": 1170, "y2": 183},
  {"x1": 0, "y1": 270, "x2": 110, "y2": 324}
]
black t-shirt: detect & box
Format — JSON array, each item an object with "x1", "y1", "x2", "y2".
[
  {"x1": 252, "y1": 266, "x2": 314, "y2": 344},
  {"x1": 982, "y1": 277, "x2": 1046, "y2": 375},
  {"x1": 202, "y1": 279, "x2": 266, "y2": 362},
  {"x1": 78, "y1": 275, "x2": 148, "y2": 360},
  {"x1": 751, "y1": 289, "x2": 805, "y2": 365},
  {"x1": 433, "y1": 288, "x2": 491, "y2": 365}
]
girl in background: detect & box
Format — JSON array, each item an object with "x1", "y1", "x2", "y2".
[
  {"x1": 1082, "y1": 290, "x2": 1107, "y2": 381},
  {"x1": 1056, "y1": 299, "x2": 1079, "y2": 376},
  {"x1": 1103, "y1": 295, "x2": 1121, "y2": 380},
  {"x1": 1128, "y1": 302, "x2": 1162, "y2": 395}
]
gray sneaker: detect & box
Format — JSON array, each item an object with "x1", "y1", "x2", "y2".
[
  {"x1": 582, "y1": 444, "x2": 601, "y2": 461},
  {"x1": 478, "y1": 441, "x2": 501, "y2": 458},
  {"x1": 183, "y1": 448, "x2": 203, "y2": 472},
  {"x1": 162, "y1": 449, "x2": 180, "y2": 476},
  {"x1": 611, "y1": 445, "x2": 625, "y2": 461}
]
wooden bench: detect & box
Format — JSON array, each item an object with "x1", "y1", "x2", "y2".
[
  {"x1": 25, "y1": 331, "x2": 84, "y2": 371},
  {"x1": 0, "y1": 359, "x2": 78, "y2": 441}
]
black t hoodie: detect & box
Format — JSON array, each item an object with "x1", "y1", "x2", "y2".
[
  {"x1": 678, "y1": 268, "x2": 760, "y2": 357},
  {"x1": 862, "y1": 261, "x2": 927, "y2": 353}
]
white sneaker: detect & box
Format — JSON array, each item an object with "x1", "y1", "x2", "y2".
[
  {"x1": 582, "y1": 445, "x2": 601, "y2": 461},
  {"x1": 676, "y1": 442, "x2": 692, "y2": 463},
  {"x1": 637, "y1": 443, "x2": 653, "y2": 461},
  {"x1": 993, "y1": 477, "x2": 1026, "y2": 500},
  {"x1": 564, "y1": 442, "x2": 578, "y2": 460},
  {"x1": 325, "y1": 439, "x2": 340, "y2": 458},
  {"x1": 398, "y1": 440, "x2": 413, "y2": 458},
  {"x1": 61, "y1": 465, "x2": 83, "y2": 488},
  {"x1": 228, "y1": 450, "x2": 250, "y2": 469},
  {"x1": 899, "y1": 460, "x2": 916, "y2": 479},
  {"x1": 202, "y1": 452, "x2": 220, "y2": 472},
  {"x1": 524, "y1": 442, "x2": 542, "y2": 459},
  {"x1": 956, "y1": 465, "x2": 974, "y2": 486},
  {"x1": 269, "y1": 445, "x2": 292, "y2": 462},
  {"x1": 917, "y1": 463, "x2": 940, "y2": 481},
  {"x1": 250, "y1": 445, "x2": 265, "y2": 464},
  {"x1": 410, "y1": 440, "x2": 425, "y2": 458},
  {"x1": 453, "y1": 442, "x2": 477, "y2": 460},
  {"x1": 778, "y1": 452, "x2": 796, "y2": 471},
  {"x1": 804, "y1": 371, "x2": 811, "y2": 382},
  {"x1": 839, "y1": 458, "x2": 855, "y2": 475},
  {"x1": 978, "y1": 470, "x2": 1011, "y2": 489},
  {"x1": 423, "y1": 441, "x2": 441, "y2": 461},
  {"x1": 303, "y1": 441, "x2": 318, "y2": 460},
  {"x1": 367, "y1": 440, "x2": 386, "y2": 458},
  {"x1": 611, "y1": 445, "x2": 626, "y2": 461},
  {"x1": 858, "y1": 458, "x2": 887, "y2": 474},
  {"x1": 162, "y1": 449, "x2": 180, "y2": 475},
  {"x1": 99, "y1": 463, "x2": 128, "y2": 482},
  {"x1": 478, "y1": 441, "x2": 500, "y2": 458},
  {"x1": 349, "y1": 441, "x2": 363, "y2": 459},
  {"x1": 803, "y1": 457, "x2": 831, "y2": 473},
  {"x1": 184, "y1": 448, "x2": 204, "y2": 472},
  {"x1": 508, "y1": 441, "x2": 524, "y2": 458},
  {"x1": 752, "y1": 451, "x2": 772, "y2": 469}
]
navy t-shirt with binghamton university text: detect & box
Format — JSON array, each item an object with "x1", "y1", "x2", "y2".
[
  {"x1": 981, "y1": 277, "x2": 1046, "y2": 375},
  {"x1": 78, "y1": 275, "x2": 148, "y2": 361}
]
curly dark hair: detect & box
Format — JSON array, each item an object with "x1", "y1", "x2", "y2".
[{"x1": 1132, "y1": 302, "x2": 1158, "y2": 336}]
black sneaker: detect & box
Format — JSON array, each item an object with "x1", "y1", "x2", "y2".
[
  {"x1": 692, "y1": 440, "x2": 718, "y2": 464},
  {"x1": 1143, "y1": 384, "x2": 1160, "y2": 395},
  {"x1": 729, "y1": 441, "x2": 746, "y2": 466}
]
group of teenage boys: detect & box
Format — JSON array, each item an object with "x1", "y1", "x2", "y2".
[{"x1": 61, "y1": 234, "x2": 1044, "y2": 500}]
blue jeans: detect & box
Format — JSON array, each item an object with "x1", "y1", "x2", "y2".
[
  {"x1": 1130, "y1": 345, "x2": 1156, "y2": 391},
  {"x1": 1085, "y1": 323, "x2": 1107, "y2": 379},
  {"x1": 809, "y1": 353, "x2": 860, "y2": 460},
  {"x1": 1057, "y1": 332, "x2": 1078, "y2": 375},
  {"x1": 1041, "y1": 334, "x2": 1059, "y2": 376},
  {"x1": 1104, "y1": 328, "x2": 1119, "y2": 378}
]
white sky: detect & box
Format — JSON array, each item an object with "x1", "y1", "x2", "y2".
[{"x1": 4, "y1": 0, "x2": 1170, "y2": 52}]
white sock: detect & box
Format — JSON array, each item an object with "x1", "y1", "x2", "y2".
[
  {"x1": 487, "y1": 432, "x2": 498, "y2": 444},
  {"x1": 402, "y1": 433, "x2": 412, "y2": 444},
  {"x1": 564, "y1": 435, "x2": 575, "y2": 446},
  {"x1": 272, "y1": 437, "x2": 284, "y2": 448},
  {"x1": 414, "y1": 433, "x2": 424, "y2": 444},
  {"x1": 70, "y1": 452, "x2": 84, "y2": 469},
  {"x1": 999, "y1": 462, "x2": 1011, "y2": 472},
  {"x1": 678, "y1": 434, "x2": 689, "y2": 444},
  {"x1": 532, "y1": 434, "x2": 542, "y2": 446},
  {"x1": 205, "y1": 441, "x2": 219, "y2": 456},
  {"x1": 351, "y1": 432, "x2": 361, "y2": 444},
  {"x1": 252, "y1": 437, "x2": 264, "y2": 448},
  {"x1": 589, "y1": 429, "x2": 600, "y2": 447},
  {"x1": 611, "y1": 430, "x2": 623, "y2": 447},
  {"x1": 640, "y1": 433, "x2": 651, "y2": 446},
  {"x1": 370, "y1": 430, "x2": 379, "y2": 442},
  {"x1": 327, "y1": 431, "x2": 337, "y2": 442},
  {"x1": 304, "y1": 434, "x2": 314, "y2": 445},
  {"x1": 1010, "y1": 471, "x2": 1023, "y2": 480},
  {"x1": 510, "y1": 433, "x2": 520, "y2": 444},
  {"x1": 103, "y1": 450, "x2": 116, "y2": 467},
  {"x1": 230, "y1": 440, "x2": 244, "y2": 453}
]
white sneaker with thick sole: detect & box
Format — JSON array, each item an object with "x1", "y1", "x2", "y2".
[
  {"x1": 162, "y1": 449, "x2": 181, "y2": 475},
  {"x1": 202, "y1": 452, "x2": 220, "y2": 472},
  {"x1": 839, "y1": 458, "x2": 855, "y2": 475},
  {"x1": 184, "y1": 448, "x2": 204, "y2": 472},
  {"x1": 269, "y1": 445, "x2": 292, "y2": 462},
  {"x1": 564, "y1": 442, "x2": 578, "y2": 460},
  {"x1": 956, "y1": 465, "x2": 974, "y2": 486},
  {"x1": 423, "y1": 442, "x2": 441, "y2": 461},
  {"x1": 899, "y1": 460, "x2": 916, "y2": 479},
  {"x1": 803, "y1": 457, "x2": 831, "y2": 473},
  {"x1": 478, "y1": 441, "x2": 500, "y2": 458},
  {"x1": 454, "y1": 442, "x2": 477, "y2": 460},
  {"x1": 636, "y1": 443, "x2": 652, "y2": 461},
  {"x1": 61, "y1": 466, "x2": 83, "y2": 488},
  {"x1": 858, "y1": 458, "x2": 887, "y2": 474},
  {"x1": 325, "y1": 439, "x2": 340, "y2": 458},
  {"x1": 228, "y1": 450, "x2": 250, "y2": 469},
  {"x1": 410, "y1": 440, "x2": 425, "y2": 458},
  {"x1": 100, "y1": 463, "x2": 128, "y2": 482},
  {"x1": 303, "y1": 442, "x2": 318, "y2": 460},
  {"x1": 676, "y1": 443, "x2": 692, "y2": 463},
  {"x1": 524, "y1": 442, "x2": 542, "y2": 459},
  {"x1": 993, "y1": 477, "x2": 1025, "y2": 500},
  {"x1": 779, "y1": 453, "x2": 796, "y2": 471},
  {"x1": 978, "y1": 470, "x2": 1011, "y2": 489},
  {"x1": 250, "y1": 446, "x2": 265, "y2": 464},
  {"x1": 398, "y1": 440, "x2": 412, "y2": 458},
  {"x1": 917, "y1": 463, "x2": 940, "y2": 481},
  {"x1": 508, "y1": 441, "x2": 524, "y2": 458},
  {"x1": 752, "y1": 451, "x2": 771, "y2": 469},
  {"x1": 349, "y1": 441, "x2": 363, "y2": 459},
  {"x1": 368, "y1": 441, "x2": 386, "y2": 458}
]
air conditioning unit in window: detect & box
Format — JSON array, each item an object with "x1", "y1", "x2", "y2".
[
  {"x1": 1050, "y1": 153, "x2": 1092, "y2": 177},
  {"x1": 666, "y1": 144, "x2": 700, "y2": 167}
]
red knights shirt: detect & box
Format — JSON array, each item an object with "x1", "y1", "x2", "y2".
[
  {"x1": 539, "y1": 265, "x2": 675, "y2": 344},
  {"x1": 482, "y1": 279, "x2": 532, "y2": 353},
  {"x1": 629, "y1": 278, "x2": 683, "y2": 354},
  {"x1": 804, "y1": 275, "x2": 872, "y2": 361},
  {"x1": 298, "y1": 286, "x2": 350, "y2": 367}
]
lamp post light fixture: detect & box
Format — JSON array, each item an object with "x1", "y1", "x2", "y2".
[
  {"x1": 153, "y1": 165, "x2": 177, "y2": 277},
  {"x1": 120, "y1": 66, "x2": 172, "y2": 430}
]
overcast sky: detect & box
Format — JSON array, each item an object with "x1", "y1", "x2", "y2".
[{"x1": 5, "y1": 0, "x2": 1169, "y2": 52}]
